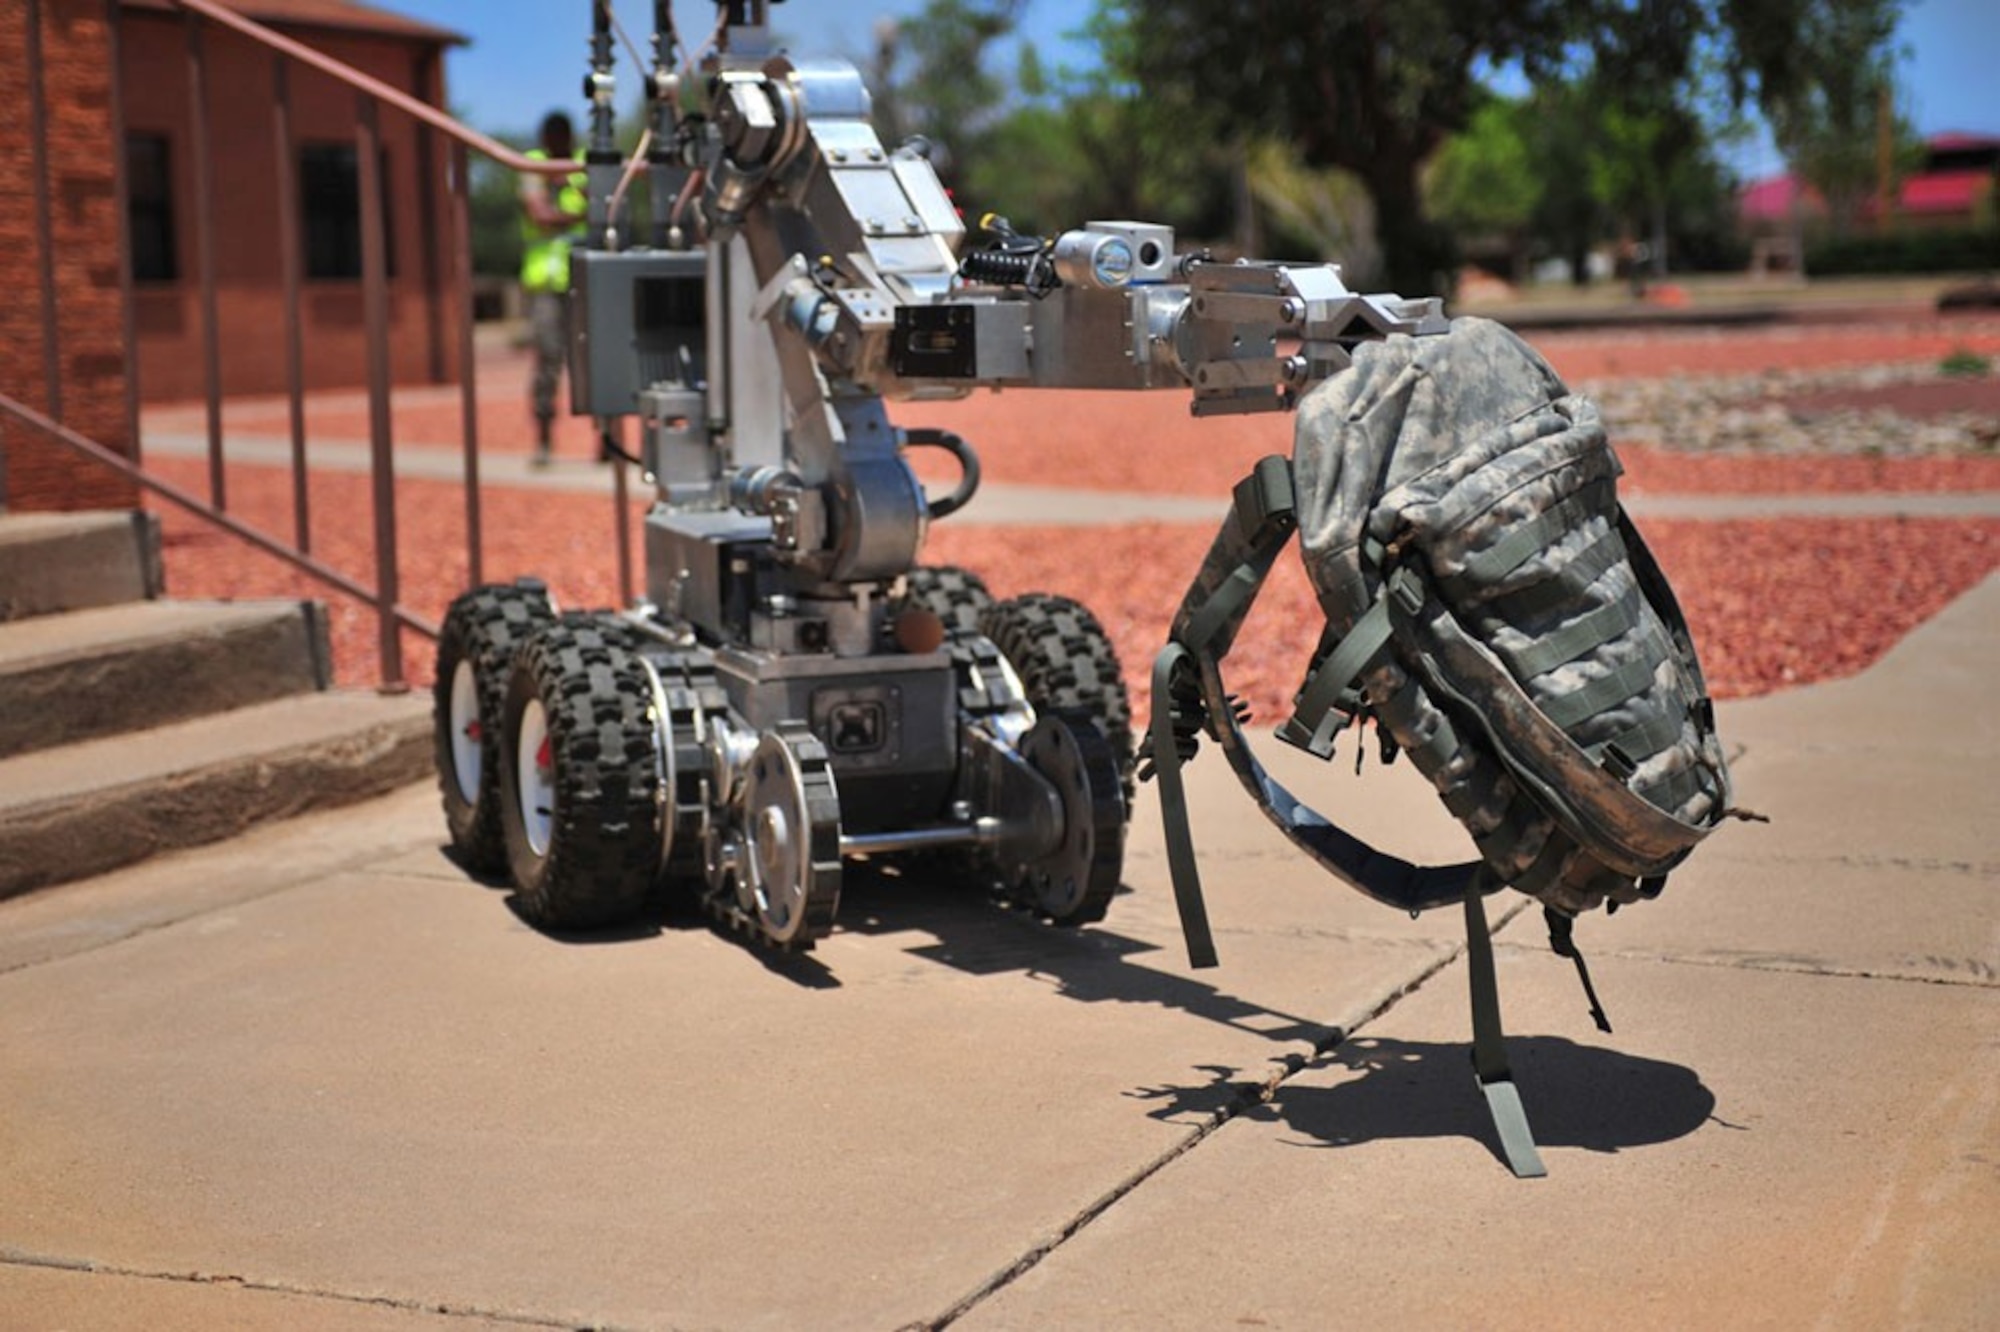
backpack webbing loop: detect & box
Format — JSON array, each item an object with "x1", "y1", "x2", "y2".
[{"x1": 1275, "y1": 595, "x2": 1392, "y2": 758}]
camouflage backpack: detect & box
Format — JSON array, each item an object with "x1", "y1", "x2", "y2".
[{"x1": 1146, "y1": 317, "x2": 1738, "y2": 1176}]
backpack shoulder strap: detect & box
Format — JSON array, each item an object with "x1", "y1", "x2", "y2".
[
  {"x1": 1464, "y1": 881, "x2": 1548, "y2": 1178},
  {"x1": 1151, "y1": 459, "x2": 1485, "y2": 974},
  {"x1": 1153, "y1": 457, "x2": 1559, "y2": 1177}
]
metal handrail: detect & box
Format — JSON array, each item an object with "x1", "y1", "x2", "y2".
[
  {"x1": 18, "y1": 0, "x2": 632, "y2": 691},
  {"x1": 0, "y1": 391, "x2": 440, "y2": 639}
]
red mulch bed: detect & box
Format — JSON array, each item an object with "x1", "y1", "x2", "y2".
[
  {"x1": 146, "y1": 454, "x2": 2000, "y2": 722},
  {"x1": 899, "y1": 396, "x2": 2000, "y2": 499},
  {"x1": 139, "y1": 316, "x2": 2000, "y2": 720},
  {"x1": 1613, "y1": 444, "x2": 2000, "y2": 495},
  {"x1": 1778, "y1": 374, "x2": 2000, "y2": 421},
  {"x1": 1525, "y1": 319, "x2": 2000, "y2": 381}
]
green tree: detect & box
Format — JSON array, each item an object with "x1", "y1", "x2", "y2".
[
  {"x1": 870, "y1": 1, "x2": 1228, "y2": 244},
  {"x1": 1756, "y1": 1, "x2": 1907, "y2": 236},
  {"x1": 1248, "y1": 141, "x2": 1380, "y2": 279},
  {"x1": 869, "y1": 0, "x2": 1024, "y2": 193},
  {"x1": 1092, "y1": 0, "x2": 1905, "y2": 298},
  {"x1": 1425, "y1": 95, "x2": 1542, "y2": 275}
]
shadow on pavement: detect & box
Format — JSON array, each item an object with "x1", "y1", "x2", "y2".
[
  {"x1": 465, "y1": 855, "x2": 1718, "y2": 1165},
  {"x1": 1135, "y1": 1034, "x2": 1719, "y2": 1169}
]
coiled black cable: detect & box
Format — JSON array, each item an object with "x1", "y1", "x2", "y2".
[
  {"x1": 957, "y1": 213, "x2": 1059, "y2": 294},
  {"x1": 958, "y1": 246, "x2": 1052, "y2": 291}
]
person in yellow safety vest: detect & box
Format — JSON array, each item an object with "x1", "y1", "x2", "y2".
[{"x1": 519, "y1": 111, "x2": 588, "y2": 465}]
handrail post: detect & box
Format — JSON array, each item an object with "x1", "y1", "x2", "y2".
[
  {"x1": 449, "y1": 140, "x2": 484, "y2": 588},
  {"x1": 272, "y1": 54, "x2": 310, "y2": 553},
  {"x1": 356, "y1": 94, "x2": 405, "y2": 691},
  {"x1": 186, "y1": 9, "x2": 225, "y2": 510},
  {"x1": 105, "y1": 0, "x2": 142, "y2": 469},
  {"x1": 413, "y1": 46, "x2": 447, "y2": 385}
]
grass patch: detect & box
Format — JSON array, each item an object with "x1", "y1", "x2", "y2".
[{"x1": 1939, "y1": 347, "x2": 1993, "y2": 378}]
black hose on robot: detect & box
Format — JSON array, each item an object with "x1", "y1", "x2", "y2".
[{"x1": 901, "y1": 428, "x2": 981, "y2": 520}]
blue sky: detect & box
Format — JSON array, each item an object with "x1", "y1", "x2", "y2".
[{"x1": 393, "y1": 0, "x2": 1998, "y2": 179}]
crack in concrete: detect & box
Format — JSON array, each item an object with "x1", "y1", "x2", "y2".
[
  {"x1": 920, "y1": 900, "x2": 1530, "y2": 1329},
  {"x1": 0, "y1": 1245, "x2": 630, "y2": 1330}
]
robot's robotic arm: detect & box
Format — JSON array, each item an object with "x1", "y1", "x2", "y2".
[
  {"x1": 569, "y1": 22, "x2": 1446, "y2": 591},
  {"x1": 702, "y1": 59, "x2": 1447, "y2": 415}
]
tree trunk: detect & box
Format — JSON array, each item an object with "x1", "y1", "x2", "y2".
[
  {"x1": 1231, "y1": 146, "x2": 1262, "y2": 258},
  {"x1": 1359, "y1": 155, "x2": 1455, "y2": 299}
]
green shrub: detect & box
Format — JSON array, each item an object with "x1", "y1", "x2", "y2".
[
  {"x1": 1805, "y1": 227, "x2": 2000, "y2": 276},
  {"x1": 1939, "y1": 347, "x2": 1993, "y2": 378}
]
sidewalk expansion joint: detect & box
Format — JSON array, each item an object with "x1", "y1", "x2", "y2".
[
  {"x1": 1568, "y1": 945, "x2": 1998, "y2": 988},
  {"x1": 0, "y1": 1246, "x2": 616, "y2": 1330},
  {"x1": 1702, "y1": 852, "x2": 1998, "y2": 876},
  {"x1": 919, "y1": 900, "x2": 1527, "y2": 1329}
]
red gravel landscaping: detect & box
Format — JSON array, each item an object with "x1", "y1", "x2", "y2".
[
  {"x1": 1612, "y1": 444, "x2": 2000, "y2": 496},
  {"x1": 138, "y1": 313, "x2": 2000, "y2": 721},
  {"x1": 1777, "y1": 373, "x2": 2000, "y2": 424},
  {"x1": 1523, "y1": 317, "x2": 2000, "y2": 381},
  {"x1": 145, "y1": 451, "x2": 2000, "y2": 722}
]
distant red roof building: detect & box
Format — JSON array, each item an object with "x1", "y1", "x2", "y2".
[{"x1": 1739, "y1": 132, "x2": 1999, "y2": 230}]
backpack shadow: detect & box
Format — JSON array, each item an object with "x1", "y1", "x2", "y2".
[{"x1": 1180, "y1": 1033, "x2": 1719, "y2": 1168}]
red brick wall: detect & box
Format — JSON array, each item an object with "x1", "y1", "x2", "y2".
[
  {"x1": 0, "y1": 0, "x2": 139, "y2": 512},
  {"x1": 119, "y1": 11, "x2": 458, "y2": 403}
]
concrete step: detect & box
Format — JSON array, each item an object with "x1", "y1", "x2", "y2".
[
  {"x1": 0, "y1": 690, "x2": 433, "y2": 901},
  {"x1": 0, "y1": 510, "x2": 162, "y2": 621},
  {"x1": 0, "y1": 599, "x2": 331, "y2": 758}
]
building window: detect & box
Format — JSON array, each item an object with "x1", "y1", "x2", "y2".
[
  {"x1": 126, "y1": 133, "x2": 177, "y2": 283},
  {"x1": 300, "y1": 142, "x2": 394, "y2": 280}
]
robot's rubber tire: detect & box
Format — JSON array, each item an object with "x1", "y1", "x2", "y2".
[
  {"x1": 979, "y1": 592, "x2": 1134, "y2": 811},
  {"x1": 499, "y1": 616, "x2": 664, "y2": 931},
  {"x1": 433, "y1": 580, "x2": 553, "y2": 872},
  {"x1": 895, "y1": 565, "x2": 994, "y2": 639}
]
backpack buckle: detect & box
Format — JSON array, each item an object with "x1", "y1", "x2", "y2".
[{"x1": 1231, "y1": 455, "x2": 1296, "y2": 545}]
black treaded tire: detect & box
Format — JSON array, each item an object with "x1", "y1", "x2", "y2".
[
  {"x1": 499, "y1": 615, "x2": 664, "y2": 930},
  {"x1": 980, "y1": 592, "x2": 1135, "y2": 812},
  {"x1": 434, "y1": 580, "x2": 553, "y2": 871},
  {"x1": 894, "y1": 564, "x2": 994, "y2": 639}
]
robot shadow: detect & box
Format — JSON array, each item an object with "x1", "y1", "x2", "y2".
[{"x1": 1133, "y1": 1035, "x2": 1722, "y2": 1170}]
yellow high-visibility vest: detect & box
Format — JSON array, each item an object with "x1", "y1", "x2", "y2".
[{"x1": 520, "y1": 148, "x2": 588, "y2": 293}]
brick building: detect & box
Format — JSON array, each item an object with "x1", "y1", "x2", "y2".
[{"x1": 1, "y1": 0, "x2": 463, "y2": 513}]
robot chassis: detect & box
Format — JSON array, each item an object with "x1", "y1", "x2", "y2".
[{"x1": 434, "y1": 1, "x2": 1447, "y2": 951}]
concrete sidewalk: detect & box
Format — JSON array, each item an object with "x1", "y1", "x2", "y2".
[{"x1": 1, "y1": 576, "x2": 1994, "y2": 1330}]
